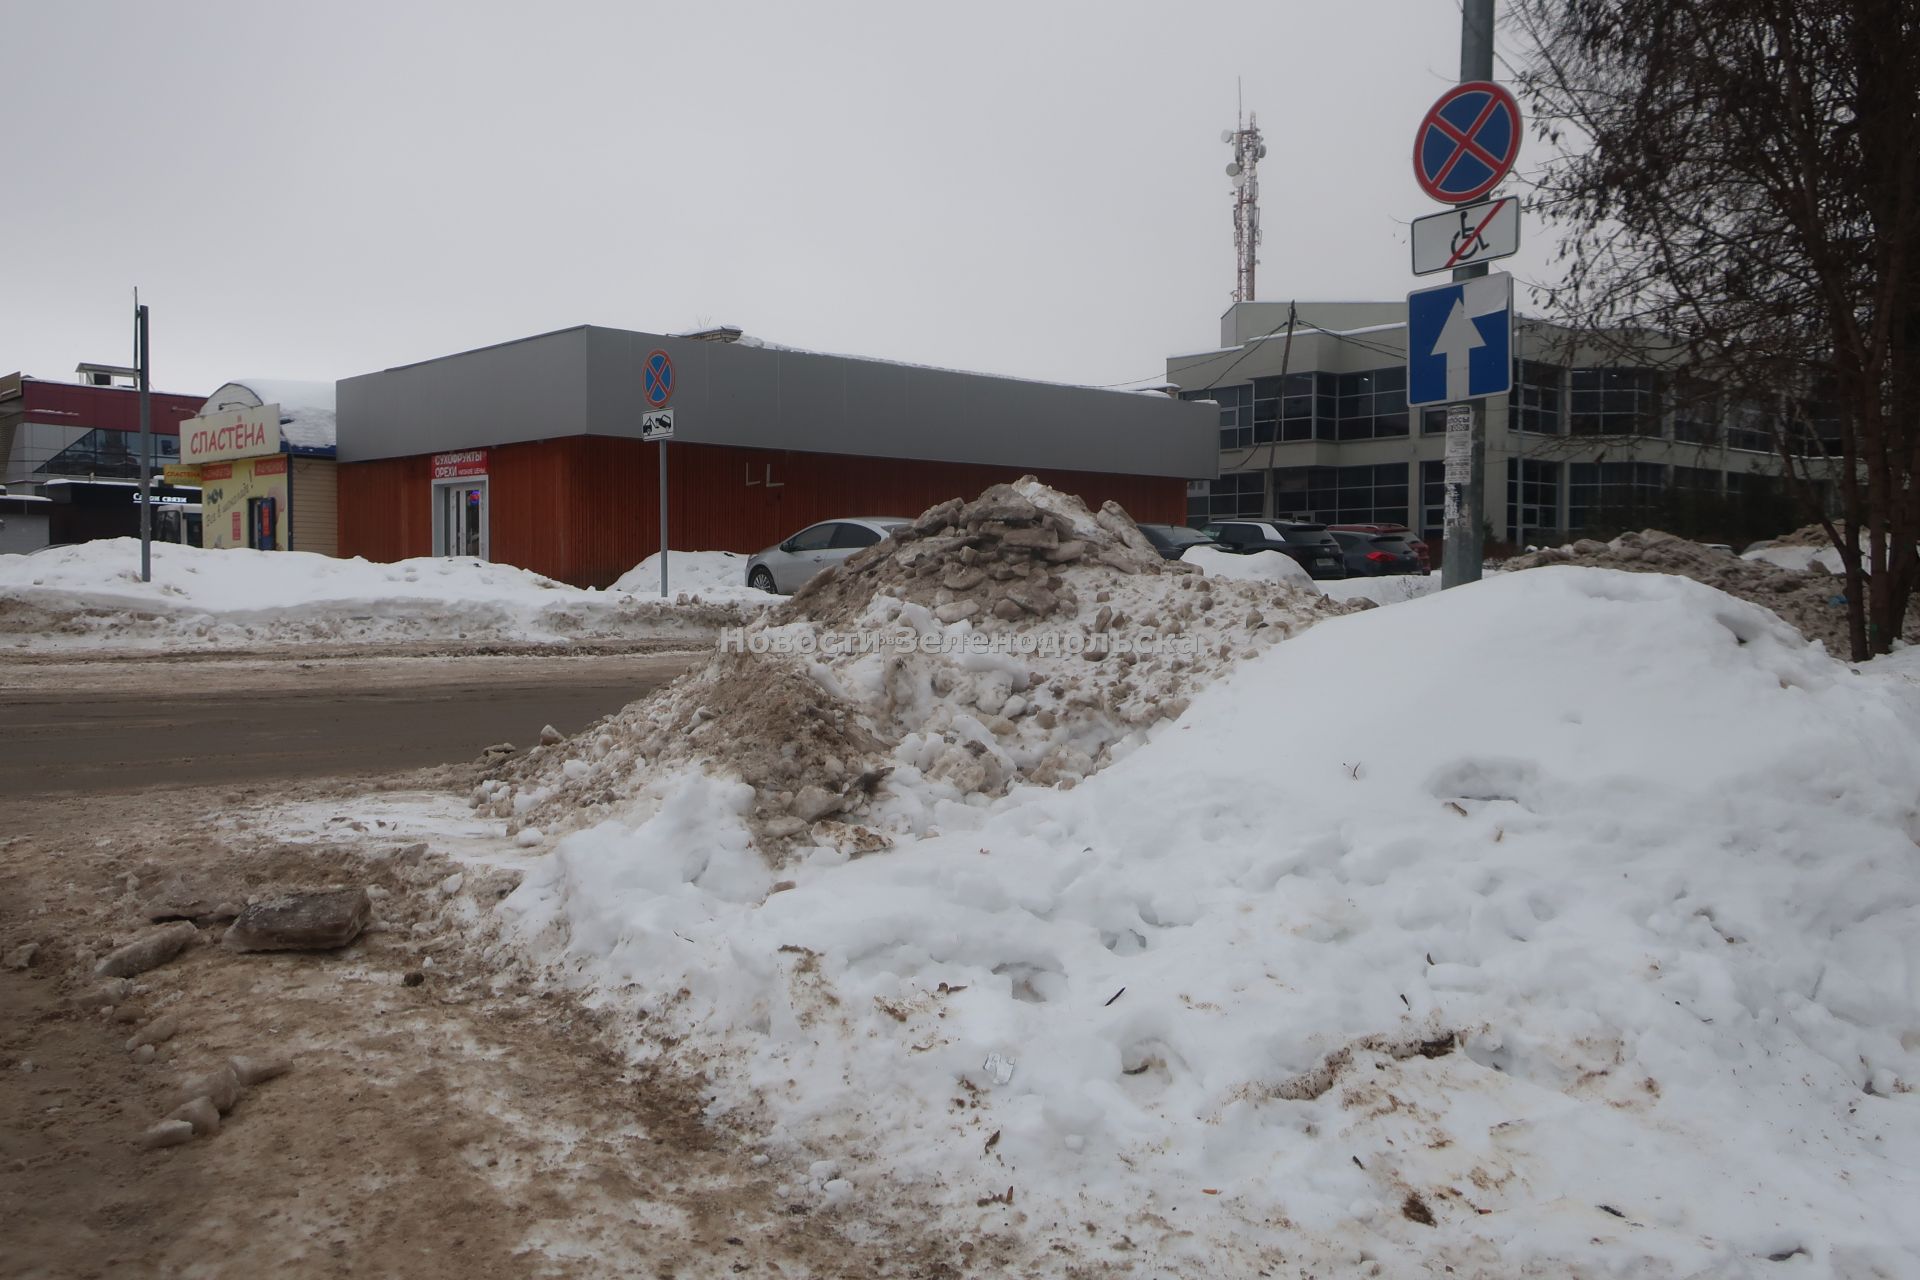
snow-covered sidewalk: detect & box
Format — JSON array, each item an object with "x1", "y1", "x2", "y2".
[{"x1": 0, "y1": 540, "x2": 766, "y2": 652}]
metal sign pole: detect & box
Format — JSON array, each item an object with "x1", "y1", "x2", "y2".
[
  {"x1": 658, "y1": 438, "x2": 669, "y2": 599},
  {"x1": 1442, "y1": 0, "x2": 1497, "y2": 590},
  {"x1": 136, "y1": 300, "x2": 152, "y2": 583}
]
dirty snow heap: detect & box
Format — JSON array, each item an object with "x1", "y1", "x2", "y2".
[{"x1": 483, "y1": 479, "x2": 1355, "y2": 850}]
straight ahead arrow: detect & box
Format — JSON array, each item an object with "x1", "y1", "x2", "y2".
[{"x1": 1432, "y1": 298, "x2": 1486, "y2": 401}]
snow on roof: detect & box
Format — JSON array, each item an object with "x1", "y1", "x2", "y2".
[{"x1": 200, "y1": 379, "x2": 337, "y2": 450}]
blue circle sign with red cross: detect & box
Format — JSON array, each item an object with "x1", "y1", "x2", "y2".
[
  {"x1": 1413, "y1": 80, "x2": 1522, "y2": 205},
  {"x1": 643, "y1": 349, "x2": 675, "y2": 407}
]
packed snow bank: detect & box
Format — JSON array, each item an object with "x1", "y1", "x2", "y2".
[
  {"x1": 1319, "y1": 572, "x2": 1442, "y2": 606},
  {"x1": 484, "y1": 480, "x2": 1355, "y2": 851},
  {"x1": 1745, "y1": 543, "x2": 1846, "y2": 575},
  {"x1": 0, "y1": 539, "x2": 749, "y2": 651},
  {"x1": 609, "y1": 550, "x2": 766, "y2": 604},
  {"x1": 1179, "y1": 543, "x2": 1311, "y2": 586},
  {"x1": 502, "y1": 566, "x2": 1920, "y2": 1275},
  {"x1": 1506, "y1": 528, "x2": 1920, "y2": 653}
]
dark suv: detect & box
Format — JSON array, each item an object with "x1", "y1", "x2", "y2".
[
  {"x1": 1330, "y1": 529, "x2": 1424, "y2": 576},
  {"x1": 1138, "y1": 523, "x2": 1218, "y2": 560},
  {"x1": 1201, "y1": 520, "x2": 1347, "y2": 580}
]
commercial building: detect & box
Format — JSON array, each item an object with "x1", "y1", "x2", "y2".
[
  {"x1": 180, "y1": 380, "x2": 338, "y2": 554},
  {"x1": 0, "y1": 365, "x2": 208, "y2": 549},
  {"x1": 337, "y1": 325, "x2": 1215, "y2": 588},
  {"x1": 1170, "y1": 302, "x2": 1822, "y2": 550}
]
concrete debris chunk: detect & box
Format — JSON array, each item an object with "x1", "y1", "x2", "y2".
[
  {"x1": 77, "y1": 978, "x2": 134, "y2": 1008},
  {"x1": 144, "y1": 879, "x2": 243, "y2": 925},
  {"x1": 139, "y1": 1119, "x2": 195, "y2": 1150},
  {"x1": 539, "y1": 724, "x2": 565, "y2": 746},
  {"x1": 95, "y1": 922, "x2": 199, "y2": 980},
  {"x1": 168, "y1": 1063, "x2": 241, "y2": 1114},
  {"x1": 228, "y1": 1054, "x2": 293, "y2": 1087},
  {"x1": 127, "y1": 1012, "x2": 182, "y2": 1050},
  {"x1": 221, "y1": 888, "x2": 370, "y2": 953},
  {"x1": 4, "y1": 942, "x2": 39, "y2": 971},
  {"x1": 168, "y1": 1096, "x2": 221, "y2": 1137}
]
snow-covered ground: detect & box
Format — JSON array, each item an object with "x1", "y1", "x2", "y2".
[
  {"x1": 0, "y1": 539, "x2": 757, "y2": 652},
  {"x1": 456, "y1": 565, "x2": 1920, "y2": 1275},
  {"x1": 608, "y1": 549, "x2": 765, "y2": 603}
]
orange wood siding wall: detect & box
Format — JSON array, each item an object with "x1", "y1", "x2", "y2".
[{"x1": 339, "y1": 438, "x2": 1186, "y2": 588}]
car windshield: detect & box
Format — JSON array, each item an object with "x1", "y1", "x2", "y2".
[
  {"x1": 1370, "y1": 537, "x2": 1413, "y2": 553},
  {"x1": 1279, "y1": 527, "x2": 1338, "y2": 546}
]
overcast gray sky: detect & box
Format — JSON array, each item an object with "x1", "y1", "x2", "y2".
[{"x1": 2, "y1": 0, "x2": 1551, "y2": 396}]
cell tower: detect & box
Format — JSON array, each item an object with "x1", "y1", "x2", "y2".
[{"x1": 1223, "y1": 96, "x2": 1266, "y2": 303}]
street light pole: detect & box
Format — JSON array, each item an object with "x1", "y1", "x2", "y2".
[{"x1": 136, "y1": 299, "x2": 152, "y2": 583}]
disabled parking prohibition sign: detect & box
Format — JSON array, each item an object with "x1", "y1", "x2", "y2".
[
  {"x1": 1413, "y1": 80, "x2": 1522, "y2": 205},
  {"x1": 644, "y1": 349, "x2": 675, "y2": 407}
]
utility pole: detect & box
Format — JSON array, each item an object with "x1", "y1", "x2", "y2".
[
  {"x1": 135, "y1": 297, "x2": 153, "y2": 583},
  {"x1": 1442, "y1": 0, "x2": 1496, "y2": 588}
]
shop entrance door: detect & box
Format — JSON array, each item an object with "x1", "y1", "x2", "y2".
[{"x1": 433, "y1": 479, "x2": 489, "y2": 559}]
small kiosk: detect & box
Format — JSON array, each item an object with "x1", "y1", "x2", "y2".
[{"x1": 177, "y1": 380, "x2": 337, "y2": 554}]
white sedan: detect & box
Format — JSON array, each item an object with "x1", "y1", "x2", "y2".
[{"x1": 744, "y1": 517, "x2": 911, "y2": 594}]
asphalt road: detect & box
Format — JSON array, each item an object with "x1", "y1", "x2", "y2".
[{"x1": 0, "y1": 652, "x2": 699, "y2": 798}]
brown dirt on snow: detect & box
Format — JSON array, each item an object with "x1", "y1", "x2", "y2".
[{"x1": 0, "y1": 771, "x2": 981, "y2": 1279}]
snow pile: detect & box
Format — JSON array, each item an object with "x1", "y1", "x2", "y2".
[
  {"x1": 609, "y1": 550, "x2": 768, "y2": 605},
  {"x1": 0, "y1": 539, "x2": 749, "y2": 651},
  {"x1": 1745, "y1": 543, "x2": 1846, "y2": 575},
  {"x1": 1178, "y1": 543, "x2": 1310, "y2": 586},
  {"x1": 483, "y1": 480, "x2": 1356, "y2": 850},
  {"x1": 1320, "y1": 573, "x2": 1442, "y2": 607},
  {"x1": 1505, "y1": 528, "x2": 1920, "y2": 652},
  {"x1": 501, "y1": 566, "x2": 1920, "y2": 1274}
]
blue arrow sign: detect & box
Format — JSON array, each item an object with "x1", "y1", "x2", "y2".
[{"x1": 1407, "y1": 273, "x2": 1513, "y2": 406}]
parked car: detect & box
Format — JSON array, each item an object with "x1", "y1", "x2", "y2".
[
  {"x1": 1328, "y1": 522, "x2": 1432, "y2": 572},
  {"x1": 1200, "y1": 520, "x2": 1347, "y2": 580},
  {"x1": 1137, "y1": 523, "x2": 1217, "y2": 560},
  {"x1": 745, "y1": 517, "x2": 912, "y2": 594},
  {"x1": 1330, "y1": 529, "x2": 1424, "y2": 576}
]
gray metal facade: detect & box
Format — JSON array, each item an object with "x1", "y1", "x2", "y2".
[{"x1": 338, "y1": 325, "x2": 1217, "y2": 479}]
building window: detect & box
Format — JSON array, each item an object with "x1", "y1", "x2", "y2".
[
  {"x1": 1567, "y1": 461, "x2": 1667, "y2": 531},
  {"x1": 1184, "y1": 385, "x2": 1257, "y2": 451},
  {"x1": 1671, "y1": 375, "x2": 1719, "y2": 445},
  {"x1": 30, "y1": 427, "x2": 180, "y2": 480},
  {"x1": 1420, "y1": 406, "x2": 1450, "y2": 434},
  {"x1": 1505, "y1": 458, "x2": 1561, "y2": 543},
  {"x1": 1725, "y1": 403, "x2": 1775, "y2": 453},
  {"x1": 1570, "y1": 368, "x2": 1661, "y2": 437},
  {"x1": 1187, "y1": 470, "x2": 1266, "y2": 524},
  {"x1": 1333, "y1": 367, "x2": 1409, "y2": 440},
  {"x1": 1250, "y1": 372, "x2": 1319, "y2": 444},
  {"x1": 1671, "y1": 465, "x2": 1721, "y2": 496},
  {"x1": 1274, "y1": 462, "x2": 1409, "y2": 526},
  {"x1": 1511, "y1": 360, "x2": 1563, "y2": 434}
]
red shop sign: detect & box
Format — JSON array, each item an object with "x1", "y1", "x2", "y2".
[{"x1": 431, "y1": 450, "x2": 489, "y2": 480}]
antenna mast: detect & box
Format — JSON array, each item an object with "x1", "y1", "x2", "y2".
[{"x1": 1224, "y1": 85, "x2": 1265, "y2": 303}]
